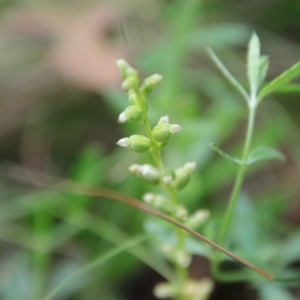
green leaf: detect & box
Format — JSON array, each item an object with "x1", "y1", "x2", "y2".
[
  {"x1": 206, "y1": 47, "x2": 248, "y2": 103},
  {"x1": 247, "y1": 32, "x2": 261, "y2": 95},
  {"x1": 258, "y1": 55, "x2": 269, "y2": 87},
  {"x1": 258, "y1": 61, "x2": 300, "y2": 101},
  {"x1": 210, "y1": 143, "x2": 241, "y2": 165},
  {"x1": 271, "y1": 83, "x2": 300, "y2": 94},
  {"x1": 247, "y1": 146, "x2": 285, "y2": 165}
]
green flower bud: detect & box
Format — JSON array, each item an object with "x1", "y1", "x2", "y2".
[
  {"x1": 185, "y1": 210, "x2": 210, "y2": 229},
  {"x1": 183, "y1": 161, "x2": 196, "y2": 174},
  {"x1": 171, "y1": 168, "x2": 190, "y2": 190},
  {"x1": 154, "y1": 282, "x2": 176, "y2": 299},
  {"x1": 174, "y1": 250, "x2": 191, "y2": 268},
  {"x1": 182, "y1": 279, "x2": 213, "y2": 300},
  {"x1": 152, "y1": 123, "x2": 171, "y2": 142},
  {"x1": 161, "y1": 169, "x2": 175, "y2": 184},
  {"x1": 141, "y1": 74, "x2": 163, "y2": 95},
  {"x1": 174, "y1": 205, "x2": 188, "y2": 221},
  {"x1": 116, "y1": 59, "x2": 130, "y2": 78},
  {"x1": 141, "y1": 164, "x2": 160, "y2": 184},
  {"x1": 128, "y1": 92, "x2": 139, "y2": 105},
  {"x1": 143, "y1": 193, "x2": 173, "y2": 212},
  {"x1": 128, "y1": 164, "x2": 143, "y2": 175},
  {"x1": 121, "y1": 76, "x2": 138, "y2": 91},
  {"x1": 118, "y1": 105, "x2": 143, "y2": 123},
  {"x1": 129, "y1": 135, "x2": 151, "y2": 153}
]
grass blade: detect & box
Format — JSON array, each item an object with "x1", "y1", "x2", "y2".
[
  {"x1": 206, "y1": 47, "x2": 249, "y2": 103},
  {"x1": 42, "y1": 234, "x2": 148, "y2": 300},
  {"x1": 258, "y1": 61, "x2": 300, "y2": 101}
]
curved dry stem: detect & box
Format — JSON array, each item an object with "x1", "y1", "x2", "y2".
[{"x1": 9, "y1": 165, "x2": 274, "y2": 281}]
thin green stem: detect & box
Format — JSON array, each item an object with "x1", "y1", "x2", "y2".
[
  {"x1": 135, "y1": 88, "x2": 189, "y2": 299},
  {"x1": 213, "y1": 98, "x2": 257, "y2": 278}
]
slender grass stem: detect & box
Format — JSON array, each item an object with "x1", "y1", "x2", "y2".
[{"x1": 213, "y1": 98, "x2": 257, "y2": 278}]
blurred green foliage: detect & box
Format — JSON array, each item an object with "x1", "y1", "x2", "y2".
[{"x1": 0, "y1": 0, "x2": 300, "y2": 299}]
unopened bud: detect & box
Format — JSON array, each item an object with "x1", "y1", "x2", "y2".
[
  {"x1": 141, "y1": 74, "x2": 163, "y2": 95},
  {"x1": 154, "y1": 282, "x2": 175, "y2": 299},
  {"x1": 185, "y1": 210, "x2": 210, "y2": 228},
  {"x1": 174, "y1": 250, "x2": 191, "y2": 268},
  {"x1": 171, "y1": 168, "x2": 190, "y2": 190},
  {"x1": 183, "y1": 162, "x2": 196, "y2": 174},
  {"x1": 121, "y1": 76, "x2": 138, "y2": 91},
  {"x1": 116, "y1": 59, "x2": 129, "y2": 78},
  {"x1": 174, "y1": 205, "x2": 188, "y2": 221},
  {"x1": 128, "y1": 164, "x2": 143, "y2": 175},
  {"x1": 182, "y1": 279, "x2": 213, "y2": 300},
  {"x1": 129, "y1": 135, "x2": 151, "y2": 153},
  {"x1": 128, "y1": 92, "x2": 139, "y2": 105},
  {"x1": 152, "y1": 123, "x2": 171, "y2": 142},
  {"x1": 118, "y1": 105, "x2": 143, "y2": 123},
  {"x1": 141, "y1": 164, "x2": 160, "y2": 184}
]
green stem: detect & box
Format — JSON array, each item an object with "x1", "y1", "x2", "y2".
[
  {"x1": 213, "y1": 99, "x2": 257, "y2": 278},
  {"x1": 135, "y1": 88, "x2": 189, "y2": 299}
]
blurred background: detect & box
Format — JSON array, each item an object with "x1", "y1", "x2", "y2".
[{"x1": 1, "y1": 0, "x2": 300, "y2": 299}]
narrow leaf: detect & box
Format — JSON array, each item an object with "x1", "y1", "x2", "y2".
[
  {"x1": 247, "y1": 146, "x2": 285, "y2": 165},
  {"x1": 258, "y1": 55, "x2": 269, "y2": 88},
  {"x1": 43, "y1": 235, "x2": 148, "y2": 300},
  {"x1": 271, "y1": 83, "x2": 300, "y2": 94},
  {"x1": 210, "y1": 143, "x2": 241, "y2": 165},
  {"x1": 206, "y1": 47, "x2": 248, "y2": 103},
  {"x1": 258, "y1": 61, "x2": 300, "y2": 101},
  {"x1": 247, "y1": 32, "x2": 261, "y2": 95}
]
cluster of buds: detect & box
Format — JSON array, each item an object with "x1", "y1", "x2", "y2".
[
  {"x1": 127, "y1": 162, "x2": 196, "y2": 192},
  {"x1": 143, "y1": 193, "x2": 189, "y2": 221},
  {"x1": 117, "y1": 115, "x2": 182, "y2": 153},
  {"x1": 116, "y1": 59, "x2": 182, "y2": 153}
]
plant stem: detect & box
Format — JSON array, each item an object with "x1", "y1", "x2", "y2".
[
  {"x1": 213, "y1": 98, "x2": 257, "y2": 276},
  {"x1": 136, "y1": 88, "x2": 189, "y2": 299}
]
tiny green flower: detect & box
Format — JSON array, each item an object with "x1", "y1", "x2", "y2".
[
  {"x1": 117, "y1": 135, "x2": 151, "y2": 152},
  {"x1": 185, "y1": 210, "x2": 210, "y2": 229},
  {"x1": 152, "y1": 123, "x2": 171, "y2": 142},
  {"x1": 154, "y1": 282, "x2": 176, "y2": 299},
  {"x1": 141, "y1": 164, "x2": 160, "y2": 184},
  {"x1": 116, "y1": 59, "x2": 130, "y2": 78},
  {"x1": 129, "y1": 135, "x2": 151, "y2": 152},
  {"x1": 121, "y1": 76, "x2": 138, "y2": 91},
  {"x1": 183, "y1": 162, "x2": 196, "y2": 174},
  {"x1": 174, "y1": 205, "x2": 188, "y2": 221},
  {"x1": 171, "y1": 168, "x2": 190, "y2": 190},
  {"x1": 128, "y1": 164, "x2": 143, "y2": 175},
  {"x1": 128, "y1": 91, "x2": 139, "y2": 105},
  {"x1": 141, "y1": 74, "x2": 163, "y2": 95},
  {"x1": 118, "y1": 105, "x2": 143, "y2": 123}
]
